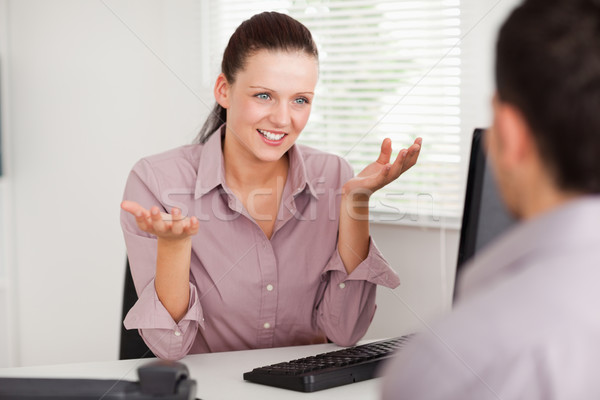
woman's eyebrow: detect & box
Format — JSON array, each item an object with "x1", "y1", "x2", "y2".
[
  {"x1": 249, "y1": 85, "x2": 272, "y2": 91},
  {"x1": 249, "y1": 85, "x2": 314, "y2": 95}
]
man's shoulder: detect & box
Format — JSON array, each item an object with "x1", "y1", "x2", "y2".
[{"x1": 441, "y1": 249, "x2": 600, "y2": 368}]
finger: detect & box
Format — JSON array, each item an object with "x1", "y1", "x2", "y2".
[
  {"x1": 122, "y1": 201, "x2": 154, "y2": 232},
  {"x1": 376, "y1": 138, "x2": 393, "y2": 165},
  {"x1": 170, "y1": 207, "x2": 184, "y2": 222},
  {"x1": 402, "y1": 140, "x2": 422, "y2": 173},
  {"x1": 121, "y1": 200, "x2": 145, "y2": 217},
  {"x1": 136, "y1": 209, "x2": 153, "y2": 232},
  {"x1": 409, "y1": 138, "x2": 422, "y2": 156},
  {"x1": 170, "y1": 208, "x2": 185, "y2": 235},
  {"x1": 390, "y1": 138, "x2": 422, "y2": 175},
  {"x1": 150, "y1": 206, "x2": 169, "y2": 233},
  {"x1": 184, "y1": 216, "x2": 200, "y2": 236},
  {"x1": 388, "y1": 149, "x2": 408, "y2": 178}
]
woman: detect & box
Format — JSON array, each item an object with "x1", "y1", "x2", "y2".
[{"x1": 121, "y1": 11, "x2": 421, "y2": 360}]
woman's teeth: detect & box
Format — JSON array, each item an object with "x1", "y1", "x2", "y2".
[{"x1": 258, "y1": 129, "x2": 285, "y2": 141}]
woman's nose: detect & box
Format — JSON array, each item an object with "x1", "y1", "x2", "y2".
[{"x1": 270, "y1": 102, "x2": 291, "y2": 127}]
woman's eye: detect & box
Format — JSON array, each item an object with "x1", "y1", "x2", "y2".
[
  {"x1": 256, "y1": 93, "x2": 270, "y2": 100},
  {"x1": 294, "y1": 97, "x2": 309, "y2": 105}
]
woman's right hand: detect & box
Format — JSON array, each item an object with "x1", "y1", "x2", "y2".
[{"x1": 121, "y1": 200, "x2": 199, "y2": 241}]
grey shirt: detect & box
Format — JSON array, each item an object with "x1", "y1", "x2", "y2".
[{"x1": 381, "y1": 196, "x2": 600, "y2": 399}]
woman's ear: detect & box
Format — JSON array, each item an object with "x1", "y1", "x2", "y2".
[{"x1": 214, "y1": 73, "x2": 230, "y2": 109}]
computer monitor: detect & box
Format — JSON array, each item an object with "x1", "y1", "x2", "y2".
[{"x1": 454, "y1": 128, "x2": 517, "y2": 298}]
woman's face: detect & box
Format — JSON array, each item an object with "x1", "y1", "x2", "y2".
[{"x1": 216, "y1": 49, "x2": 319, "y2": 164}]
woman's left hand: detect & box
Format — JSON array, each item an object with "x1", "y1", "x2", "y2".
[{"x1": 343, "y1": 137, "x2": 422, "y2": 197}]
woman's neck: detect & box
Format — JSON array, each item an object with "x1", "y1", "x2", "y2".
[{"x1": 222, "y1": 136, "x2": 289, "y2": 191}]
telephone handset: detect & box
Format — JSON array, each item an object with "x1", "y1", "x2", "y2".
[
  {"x1": 0, "y1": 360, "x2": 198, "y2": 399},
  {"x1": 138, "y1": 360, "x2": 197, "y2": 398}
]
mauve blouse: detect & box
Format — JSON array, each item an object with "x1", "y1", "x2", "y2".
[{"x1": 121, "y1": 127, "x2": 401, "y2": 360}]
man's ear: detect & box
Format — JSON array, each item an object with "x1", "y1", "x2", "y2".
[
  {"x1": 494, "y1": 100, "x2": 535, "y2": 168},
  {"x1": 214, "y1": 73, "x2": 230, "y2": 109}
]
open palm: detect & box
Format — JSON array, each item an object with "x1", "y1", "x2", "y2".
[
  {"x1": 121, "y1": 200, "x2": 199, "y2": 240},
  {"x1": 343, "y1": 137, "x2": 422, "y2": 196}
]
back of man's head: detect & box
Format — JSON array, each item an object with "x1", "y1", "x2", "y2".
[{"x1": 496, "y1": 0, "x2": 600, "y2": 194}]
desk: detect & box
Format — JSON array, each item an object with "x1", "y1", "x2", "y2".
[{"x1": 0, "y1": 342, "x2": 383, "y2": 399}]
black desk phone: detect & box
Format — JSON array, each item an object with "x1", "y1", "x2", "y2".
[{"x1": 0, "y1": 360, "x2": 197, "y2": 399}]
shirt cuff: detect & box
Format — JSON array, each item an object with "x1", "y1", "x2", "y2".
[
  {"x1": 123, "y1": 279, "x2": 205, "y2": 332},
  {"x1": 324, "y1": 237, "x2": 401, "y2": 288}
]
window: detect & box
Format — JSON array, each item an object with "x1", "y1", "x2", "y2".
[{"x1": 207, "y1": 0, "x2": 463, "y2": 225}]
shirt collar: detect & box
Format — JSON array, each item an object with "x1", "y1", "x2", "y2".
[
  {"x1": 194, "y1": 124, "x2": 318, "y2": 200},
  {"x1": 194, "y1": 125, "x2": 227, "y2": 199},
  {"x1": 287, "y1": 144, "x2": 319, "y2": 200}
]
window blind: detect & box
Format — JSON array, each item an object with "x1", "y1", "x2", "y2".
[{"x1": 207, "y1": 0, "x2": 462, "y2": 225}]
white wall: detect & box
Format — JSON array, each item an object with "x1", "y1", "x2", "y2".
[
  {"x1": 1, "y1": 0, "x2": 518, "y2": 367},
  {"x1": 366, "y1": 223, "x2": 460, "y2": 340},
  {"x1": 0, "y1": 0, "x2": 17, "y2": 368},
  {"x1": 4, "y1": 0, "x2": 210, "y2": 366}
]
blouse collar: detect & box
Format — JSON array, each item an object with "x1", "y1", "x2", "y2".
[{"x1": 194, "y1": 124, "x2": 318, "y2": 200}]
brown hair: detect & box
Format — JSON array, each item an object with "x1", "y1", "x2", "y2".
[
  {"x1": 194, "y1": 11, "x2": 319, "y2": 143},
  {"x1": 496, "y1": 0, "x2": 600, "y2": 193}
]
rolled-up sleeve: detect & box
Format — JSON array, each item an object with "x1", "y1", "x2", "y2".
[
  {"x1": 123, "y1": 278, "x2": 204, "y2": 360},
  {"x1": 315, "y1": 237, "x2": 400, "y2": 347},
  {"x1": 121, "y1": 160, "x2": 206, "y2": 360}
]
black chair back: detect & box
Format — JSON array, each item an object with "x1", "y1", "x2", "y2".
[{"x1": 119, "y1": 258, "x2": 155, "y2": 359}]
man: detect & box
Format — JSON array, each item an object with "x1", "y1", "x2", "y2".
[{"x1": 381, "y1": 0, "x2": 600, "y2": 398}]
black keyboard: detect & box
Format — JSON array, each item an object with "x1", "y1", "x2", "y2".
[{"x1": 243, "y1": 335, "x2": 411, "y2": 392}]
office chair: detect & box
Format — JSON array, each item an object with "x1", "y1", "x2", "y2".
[{"x1": 119, "y1": 257, "x2": 156, "y2": 360}]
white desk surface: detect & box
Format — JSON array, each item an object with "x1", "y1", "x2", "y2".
[{"x1": 0, "y1": 342, "x2": 385, "y2": 399}]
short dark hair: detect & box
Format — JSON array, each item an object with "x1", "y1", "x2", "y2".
[
  {"x1": 195, "y1": 12, "x2": 318, "y2": 144},
  {"x1": 496, "y1": 0, "x2": 600, "y2": 193}
]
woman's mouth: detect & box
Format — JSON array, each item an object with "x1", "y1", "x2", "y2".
[{"x1": 257, "y1": 129, "x2": 286, "y2": 145}]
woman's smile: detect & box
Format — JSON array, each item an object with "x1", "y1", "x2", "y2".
[{"x1": 257, "y1": 129, "x2": 287, "y2": 145}]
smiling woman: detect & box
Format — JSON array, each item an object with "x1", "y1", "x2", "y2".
[
  {"x1": 120, "y1": 11, "x2": 420, "y2": 361},
  {"x1": 215, "y1": 50, "x2": 318, "y2": 165}
]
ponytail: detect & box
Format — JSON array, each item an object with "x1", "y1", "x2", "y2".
[{"x1": 194, "y1": 103, "x2": 227, "y2": 144}]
